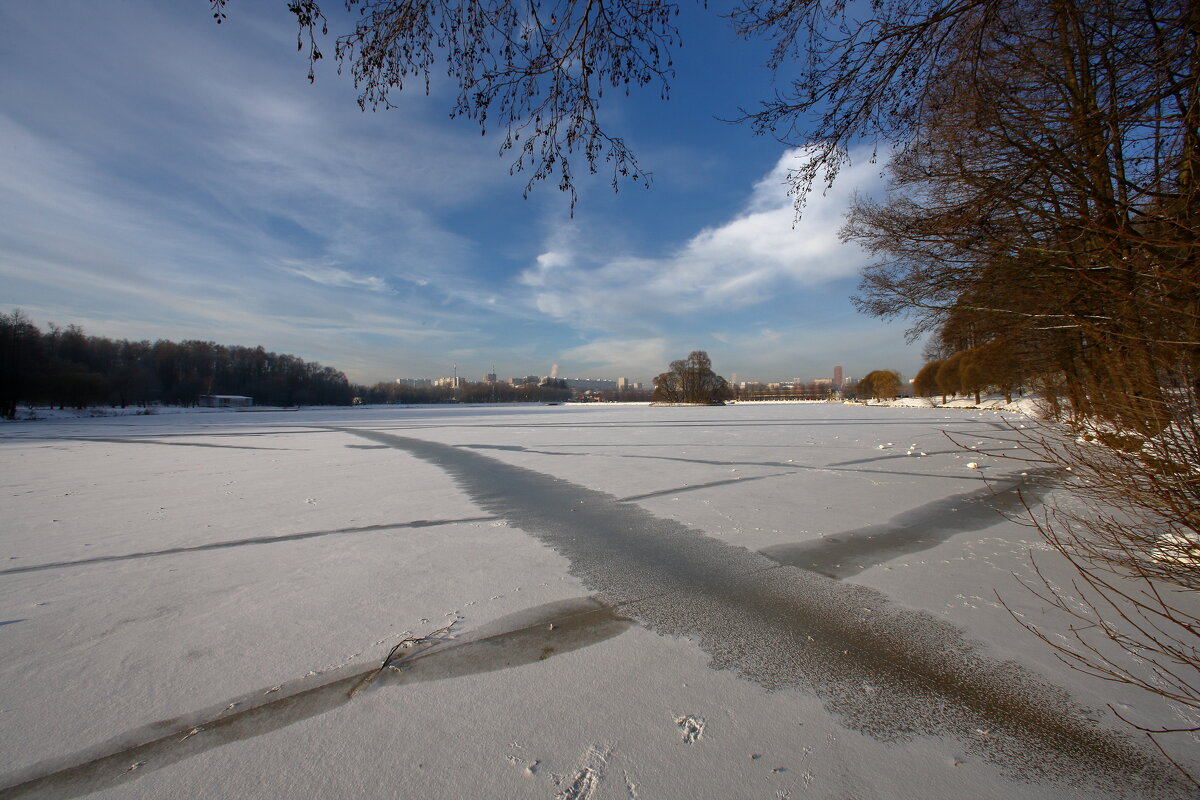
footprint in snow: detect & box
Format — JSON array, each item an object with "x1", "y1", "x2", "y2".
[{"x1": 675, "y1": 715, "x2": 705, "y2": 744}]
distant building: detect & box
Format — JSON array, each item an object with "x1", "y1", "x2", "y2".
[
  {"x1": 485, "y1": 373, "x2": 497, "y2": 383},
  {"x1": 199, "y1": 394, "x2": 252, "y2": 408},
  {"x1": 833, "y1": 365, "x2": 843, "y2": 389},
  {"x1": 564, "y1": 377, "x2": 618, "y2": 391},
  {"x1": 396, "y1": 378, "x2": 433, "y2": 388}
]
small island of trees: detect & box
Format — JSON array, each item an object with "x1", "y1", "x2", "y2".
[{"x1": 652, "y1": 351, "x2": 732, "y2": 405}]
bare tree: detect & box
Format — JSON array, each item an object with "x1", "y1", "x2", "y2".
[
  {"x1": 995, "y1": 377, "x2": 1200, "y2": 777},
  {"x1": 653, "y1": 350, "x2": 732, "y2": 404},
  {"x1": 837, "y1": 0, "x2": 1200, "y2": 767}
]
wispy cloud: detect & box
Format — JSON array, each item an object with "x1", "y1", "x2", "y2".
[
  {"x1": 274, "y1": 259, "x2": 392, "y2": 293},
  {"x1": 0, "y1": 3, "x2": 518, "y2": 381}
]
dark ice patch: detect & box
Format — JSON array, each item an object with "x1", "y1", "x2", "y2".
[
  {"x1": 760, "y1": 472, "x2": 1056, "y2": 578},
  {"x1": 327, "y1": 427, "x2": 1185, "y2": 798},
  {"x1": 0, "y1": 598, "x2": 629, "y2": 799}
]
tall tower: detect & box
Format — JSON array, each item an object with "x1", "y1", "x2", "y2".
[{"x1": 833, "y1": 365, "x2": 843, "y2": 389}]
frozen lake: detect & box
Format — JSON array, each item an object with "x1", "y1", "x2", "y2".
[{"x1": 0, "y1": 403, "x2": 1192, "y2": 798}]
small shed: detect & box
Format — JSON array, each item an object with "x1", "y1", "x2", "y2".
[{"x1": 198, "y1": 394, "x2": 253, "y2": 408}]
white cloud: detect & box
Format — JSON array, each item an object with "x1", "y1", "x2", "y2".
[
  {"x1": 558, "y1": 337, "x2": 671, "y2": 378},
  {"x1": 274, "y1": 259, "x2": 392, "y2": 293},
  {"x1": 519, "y1": 149, "x2": 883, "y2": 330}
]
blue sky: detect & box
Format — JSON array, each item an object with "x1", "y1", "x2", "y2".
[{"x1": 0, "y1": 1, "x2": 922, "y2": 385}]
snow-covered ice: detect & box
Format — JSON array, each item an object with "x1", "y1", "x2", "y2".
[{"x1": 0, "y1": 403, "x2": 1194, "y2": 798}]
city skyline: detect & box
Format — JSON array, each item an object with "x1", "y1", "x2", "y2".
[
  {"x1": 392, "y1": 366, "x2": 853, "y2": 391},
  {"x1": 386, "y1": 370, "x2": 868, "y2": 401}
]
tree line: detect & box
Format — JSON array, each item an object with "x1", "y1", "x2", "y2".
[
  {"x1": 831, "y1": 0, "x2": 1200, "y2": 757},
  {"x1": 841, "y1": 1, "x2": 1196, "y2": 429},
  {"x1": 733, "y1": 382, "x2": 836, "y2": 401},
  {"x1": 0, "y1": 311, "x2": 353, "y2": 417},
  {"x1": 0, "y1": 311, "x2": 620, "y2": 418},
  {"x1": 356, "y1": 379, "x2": 572, "y2": 405}
]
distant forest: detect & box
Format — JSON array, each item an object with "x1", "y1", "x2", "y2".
[
  {"x1": 0, "y1": 311, "x2": 585, "y2": 419},
  {"x1": 0, "y1": 311, "x2": 356, "y2": 417}
]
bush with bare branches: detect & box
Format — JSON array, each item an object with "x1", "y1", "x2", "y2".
[{"x1": 994, "y1": 371, "x2": 1200, "y2": 775}]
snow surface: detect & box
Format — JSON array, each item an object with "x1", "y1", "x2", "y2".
[{"x1": 0, "y1": 403, "x2": 1195, "y2": 799}]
